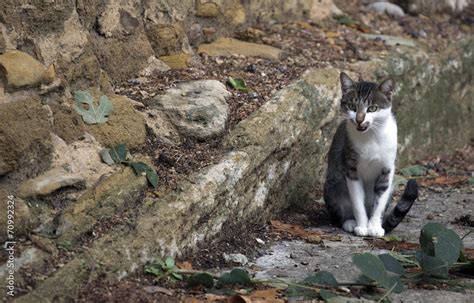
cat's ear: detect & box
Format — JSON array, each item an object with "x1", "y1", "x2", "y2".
[
  {"x1": 340, "y1": 72, "x2": 355, "y2": 95},
  {"x1": 378, "y1": 78, "x2": 395, "y2": 99}
]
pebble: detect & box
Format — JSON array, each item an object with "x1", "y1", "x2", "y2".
[
  {"x1": 368, "y1": 2, "x2": 405, "y2": 18},
  {"x1": 223, "y1": 253, "x2": 248, "y2": 265},
  {"x1": 256, "y1": 238, "x2": 265, "y2": 245},
  {"x1": 249, "y1": 92, "x2": 259, "y2": 100},
  {"x1": 246, "y1": 64, "x2": 257, "y2": 73}
]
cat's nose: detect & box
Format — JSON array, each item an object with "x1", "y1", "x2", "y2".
[{"x1": 356, "y1": 112, "x2": 365, "y2": 125}]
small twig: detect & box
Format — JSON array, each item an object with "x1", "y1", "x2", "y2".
[
  {"x1": 377, "y1": 282, "x2": 397, "y2": 303},
  {"x1": 176, "y1": 269, "x2": 221, "y2": 279},
  {"x1": 461, "y1": 230, "x2": 473, "y2": 240}
]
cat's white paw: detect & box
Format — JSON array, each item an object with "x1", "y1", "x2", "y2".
[
  {"x1": 367, "y1": 224, "x2": 385, "y2": 238},
  {"x1": 342, "y1": 219, "x2": 357, "y2": 232},
  {"x1": 354, "y1": 226, "x2": 368, "y2": 237}
]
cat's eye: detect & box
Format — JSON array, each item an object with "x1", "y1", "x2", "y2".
[
  {"x1": 367, "y1": 105, "x2": 378, "y2": 112},
  {"x1": 347, "y1": 103, "x2": 356, "y2": 111}
]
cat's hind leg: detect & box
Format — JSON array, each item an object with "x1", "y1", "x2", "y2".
[
  {"x1": 342, "y1": 219, "x2": 357, "y2": 232},
  {"x1": 324, "y1": 181, "x2": 355, "y2": 233}
]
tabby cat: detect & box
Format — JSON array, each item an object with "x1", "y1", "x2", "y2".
[{"x1": 323, "y1": 72, "x2": 418, "y2": 237}]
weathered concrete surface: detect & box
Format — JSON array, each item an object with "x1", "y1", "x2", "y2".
[
  {"x1": 250, "y1": 187, "x2": 474, "y2": 302},
  {"x1": 14, "y1": 38, "x2": 474, "y2": 301}
]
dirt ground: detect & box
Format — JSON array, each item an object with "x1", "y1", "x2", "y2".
[{"x1": 28, "y1": 0, "x2": 474, "y2": 301}]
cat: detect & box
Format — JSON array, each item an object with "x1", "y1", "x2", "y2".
[{"x1": 323, "y1": 72, "x2": 418, "y2": 237}]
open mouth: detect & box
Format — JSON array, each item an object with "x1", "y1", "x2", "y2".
[{"x1": 356, "y1": 125, "x2": 368, "y2": 132}]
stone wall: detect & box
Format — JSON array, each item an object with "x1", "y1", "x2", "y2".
[{"x1": 0, "y1": 0, "x2": 334, "y2": 90}]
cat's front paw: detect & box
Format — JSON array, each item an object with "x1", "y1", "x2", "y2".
[
  {"x1": 367, "y1": 224, "x2": 385, "y2": 238},
  {"x1": 354, "y1": 226, "x2": 368, "y2": 237}
]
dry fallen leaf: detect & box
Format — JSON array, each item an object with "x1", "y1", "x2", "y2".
[
  {"x1": 419, "y1": 175, "x2": 468, "y2": 187},
  {"x1": 177, "y1": 261, "x2": 193, "y2": 270},
  {"x1": 325, "y1": 31, "x2": 341, "y2": 38},
  {"x1": 143, "y1": 285, "x2": 174, "y2": 296},
  {"x1": 270, "y1": 220, "x2": 342, "y2": 242},
  {"x1": 182, "y1": 293, "x2": 228, "y2": 303},
  {"x1": 229, "y1": 288, "x2": 284, "y2": 303}
]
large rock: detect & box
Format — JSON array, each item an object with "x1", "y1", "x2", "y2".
[
  {"x1": 0, "y1": 50, "x2": 49, "y2": 90},
  {"x1": 139, "y1": 56, "x2": 170, "y2": 77},
  {"x1": 0, "y1": 98, "x2": 53, "y2": 176},
  {"x1": 97, "y1": 3, "x2": 140, "y2": 38},
  {"x1": 150, "y1": 80, "x2": 230, "y2": 139},
  {"x1": 18, "y1": 170, "x2": 85, "y2": 198},
  {"x1": 141, "y1": 109, "x2": 181, "y2": 144},
  {"x1": 57, "y1": 46, "x2": 102, "y2": 90},
  {"x1": 159, "y1": 52, "x2": 192, "y2": 69},
  {"x1": 17, "y1": 133, "x2": 115, "y2": 198},
  {"x1": 87, "y1": 95, "x2": 147, "y2": 149},
  {"x1": 91, "y1": 33, "x2": 154, "y2": 83},
  {"x1": 146, "y1": 22, "x2": 190, "y2": 56},
  {"x1": 50, "y1": 103, "x2": 86, "y2": 144},
  {"x1": 34, "y1": 11, "x2": 89, "y2": 67},
  {"x1": 198, "y1": 38, "x2": 282, "y2": 60}
]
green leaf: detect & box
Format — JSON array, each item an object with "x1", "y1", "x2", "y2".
[
  {"x1": 228, "y1": 77, "x2": 248, "y2": 92},
  {"x1": 304, "y1": 270, "x2": 338, "y2": 287},
  {"x1": 287, "y1": 284, "x2": 319, "y2": 300},
  {"x1": 99, "y1": 148, "x2": 116, "y2": 165},
  {"x1": 378, "y1": 254, "x2": 405, "y2": 276},
  {"x1": 420, "y1": 223, "x2": 463, "y2": 267},
  {"x1": 145, "y1": 265, "x2": 164, "y2": 277},
  {"x1": 171, "y1": 272, "x2": 183, "y2": 280},
  {"x1": 353, "y1": 253, "x2": 387, "y2": 285},
  {"x1": 417, "y1": 251, "x2": 449, "y2": 279},
  {"x1": 96, "y1": 95, "x2": 113, "y2": 123},
  {"x1": 319, "y1": 289, "x2": 337, "y2": 301},
  {"x1": 154, "y1": 256, "x2": 165, "y2": 268},
  {"x1": 382, "y1": 235, "x2": 402, "y2": 242},
  {"x1": 187, "y1": 273, "x2": 215, "y2": 288},
  {"x1": 131, "y1": 162, "x2": 159, "y2": 189},
  {"x1": 400, "y1": 165, "x2": 426, "y2": 177},
  {"x1": 74, "y1": 90, "x2": 113, "y2": 124},
  {"x1": 352, "y1": 253, "x2": 403, "y2": 293},
  {"x1": 164, "y1": 256, "x2": 175, "y2": 269},
  {"x1": 218, "y1": 268, "x2": 252, "y2": 286},
  {"x1": 392, "y1": 175, "x2": 407, "y2": 190},
  {"x1": 109, "y1": 144, "x2": 128, "y2": 163},
  {"x1": 334, "y1": 14, "x2": 358, "y2": 26}
]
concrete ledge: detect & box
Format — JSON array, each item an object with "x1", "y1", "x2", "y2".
[{"x1": 17, "y1": 38, "x2": 474, "y2": 302}]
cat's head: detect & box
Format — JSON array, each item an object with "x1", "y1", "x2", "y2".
[{"x1": 339, "y1": 72, "x2": 395, "y2": 132}]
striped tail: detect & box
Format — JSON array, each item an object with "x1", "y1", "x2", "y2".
[{"x1": 383, "y1": 179, "x2": 419, "y2": 233}]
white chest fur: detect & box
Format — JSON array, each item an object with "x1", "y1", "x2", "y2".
[{"x1": 347, "y1": 114, "x2": 397, "y2": 180}]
